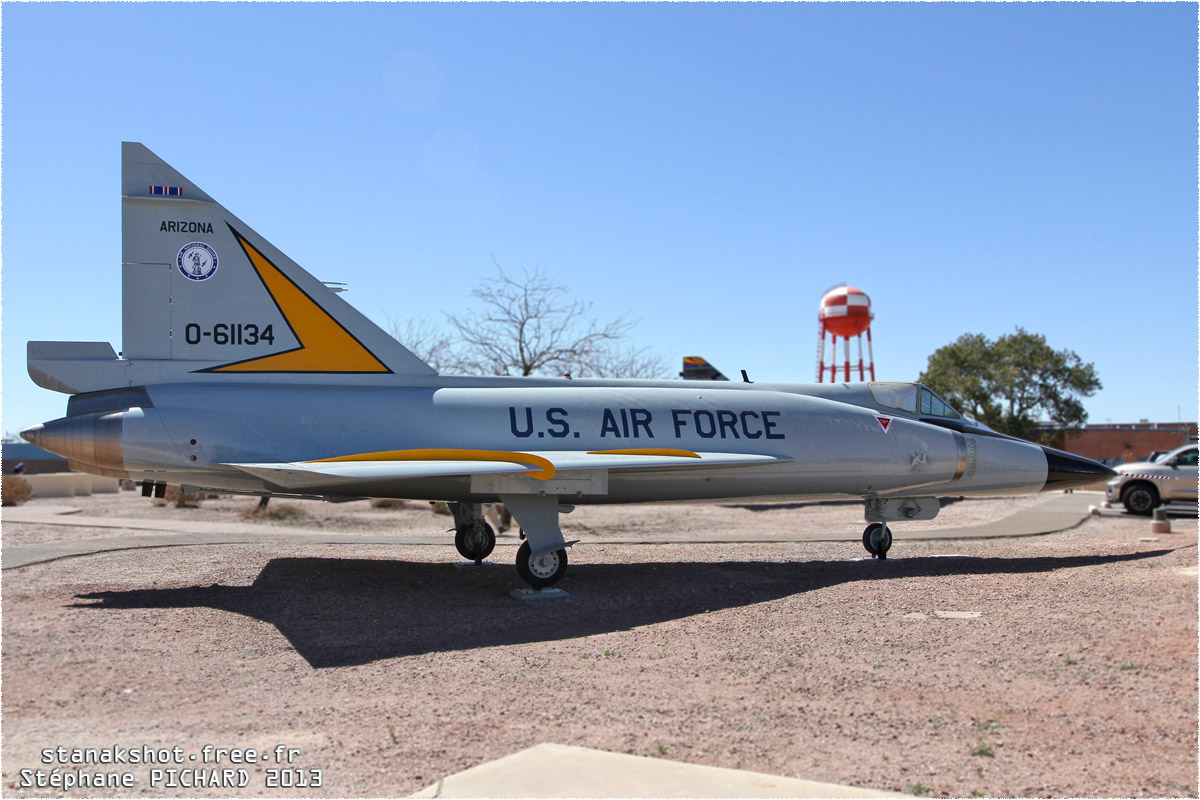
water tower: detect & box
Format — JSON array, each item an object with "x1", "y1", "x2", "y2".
[{"x1": 816, "y1": 285, "x2": 875, "y2": 382}]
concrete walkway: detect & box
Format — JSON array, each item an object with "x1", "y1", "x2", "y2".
[
  {"x1": 1, "y1": 493, "x2": 1102, "y2": 570},
  {"x1": 411, "y1": 743, "x2": 905, "y2": 798}
]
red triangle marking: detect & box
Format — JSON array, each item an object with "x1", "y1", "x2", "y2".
[{"x1": 876, "y1": 416, "x2": 892, "y2": 433}]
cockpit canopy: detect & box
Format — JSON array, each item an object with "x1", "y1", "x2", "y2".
[{"x1": 869, "y1": 383, "x2": 962, "y2": 420}]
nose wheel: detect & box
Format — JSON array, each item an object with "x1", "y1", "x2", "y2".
[
  {"x1": 455, "y1": 520, "x2": 496, "y2": 564},
  {"x1": 862, "y1": 522, "x2": 892, "y2": 559},
  {"x1": 516, "y1": 540, "x2": 568, "y2": 588}
]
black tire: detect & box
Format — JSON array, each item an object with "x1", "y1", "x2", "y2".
[
  {"x1": 1121, "y1": 482, "x2": 1159, "y2": 516},
  {"x1": 862, "y1": 523, "x2": 892, "y2": 559},
  {"x1": 515, "y1": 540, "x2": 567, "y2": 589},
  {"x1": 455, "y1": 521, "x2": 496, "y2": 562}
]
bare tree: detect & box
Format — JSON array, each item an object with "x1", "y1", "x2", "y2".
[
  {"x1": 579, "y1": 342, "x2": 667, "y2": 379},
  {"x1": 387, "y1": 315, "x2": 463, "y2": 373},
  {"x1": 445, "y1": 265, "x2": 665, "y2": 378}
]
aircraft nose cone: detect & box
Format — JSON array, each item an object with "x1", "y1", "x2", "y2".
[
  {"x1": 1041, "y1": 446, "x2": 1117, "y2": 491},
  {"x1": 20, "y1": 424, "x2": 44, "y2": 447}
]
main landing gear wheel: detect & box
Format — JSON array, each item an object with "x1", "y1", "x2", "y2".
[
  {"x1": 516, "y1": 540, "x2": 568, "y2": 589},
  {"x1": 862, "y1": 523, "x2": 892, "y2": 560},
  {"x1": 455, "y1": 521, "x2": 496, "y2": 564}
]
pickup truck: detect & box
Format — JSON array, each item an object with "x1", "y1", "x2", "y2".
[{"x1": 1106, "y1": 444, "x2": 1198, "y2": 514}]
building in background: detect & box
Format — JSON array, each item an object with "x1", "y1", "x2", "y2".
[
  {"x1": 2, "y1": 442, "x2": 70, "y2": 475},
  {"x1": 1038, "y1": 421, "x2": 1198, "y2": 466}
]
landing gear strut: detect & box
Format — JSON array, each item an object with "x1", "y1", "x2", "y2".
[
  {"x1": 862, "y1": 522, "x2": 892, "y2": 560},
  {"x1": 860, "y1": 496, "x2": 938, "y2": 561},
  {"x1": 501, "y1": 494, "x2": 575, "y2": 589}
]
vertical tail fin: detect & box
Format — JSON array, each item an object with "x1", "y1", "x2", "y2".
[
  {"x1": 120, "y1": 142, "x2": 435, "y2": 377},
  {"x1": 679, "y1": 356, "x2": 729, "y2": 381}
]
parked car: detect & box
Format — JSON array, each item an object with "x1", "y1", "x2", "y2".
[{"x1": 1106, "y1": 444, "x2": 1198, "y2": 515}]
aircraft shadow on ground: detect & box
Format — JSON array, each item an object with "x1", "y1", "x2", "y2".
[{"x1": 72, "y1": 550, "x2": 1170, "y2": 669}]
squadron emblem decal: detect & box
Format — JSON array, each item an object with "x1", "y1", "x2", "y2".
[{"x1": 177, "y1": 242, "x2": 219, "y2": 282}]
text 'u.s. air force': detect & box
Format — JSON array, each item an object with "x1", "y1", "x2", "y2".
[{"x1": 508, "y1": 407, "x2": 785, "y2": 440}]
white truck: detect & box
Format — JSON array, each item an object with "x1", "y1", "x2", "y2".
[{"x1": 1106, "y1": 444, "x2": 1198, "y2": 514}]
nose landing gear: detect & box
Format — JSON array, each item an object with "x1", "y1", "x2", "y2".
[{"x1": 861, "y1": 496, "x2": 938, "y2": 560}]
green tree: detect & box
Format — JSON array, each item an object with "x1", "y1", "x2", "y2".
[{"x1": 918, "y1": 328, "x2": 1101, "y2": 439}]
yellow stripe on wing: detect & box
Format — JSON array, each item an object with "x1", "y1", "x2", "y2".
[{"x1": 309, "y1": 448, "x2": 556, "y2": 480}]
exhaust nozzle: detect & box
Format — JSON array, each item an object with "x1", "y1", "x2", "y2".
[{"x1": 19, "y1": 412, "x2": 126, "y2": 476}]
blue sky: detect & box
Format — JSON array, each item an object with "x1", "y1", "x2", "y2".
[{"x1": 2, "y1": 2, "x2": 1196, "y2": 436}]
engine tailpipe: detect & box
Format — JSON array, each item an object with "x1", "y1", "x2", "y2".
[{"x1": 20, "y1": 412, "x2": 127, "y2": 477}]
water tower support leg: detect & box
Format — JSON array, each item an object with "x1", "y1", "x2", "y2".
[
  {"x1": 866, "y1": 328, "x2": 876, "y2": 381},
  {"x1": 817, "y1": 327, "x2": 827, "y2": 383}
]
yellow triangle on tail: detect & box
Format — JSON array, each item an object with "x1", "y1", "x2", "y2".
[{"x1": 210, "y1": 231, "x2": 391, "y2": 374}]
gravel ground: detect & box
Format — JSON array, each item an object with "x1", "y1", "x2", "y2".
[
  {"x1": 1, "y1": 492, "x2": 1195, "y2": 797},
  {"x1": 2, "y1": 491, "x2": 1052, "y2": 548}
]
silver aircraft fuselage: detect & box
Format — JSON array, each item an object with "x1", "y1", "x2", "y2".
[{"x1": 27, "y1": 376, "x2": 1091, "y2": 505}]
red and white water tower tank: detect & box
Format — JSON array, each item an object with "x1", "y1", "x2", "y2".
[{"x1": 817, "y1": 286, "x2": 875, "y2": 382}]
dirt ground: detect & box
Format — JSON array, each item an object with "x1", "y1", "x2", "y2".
[{"x1": 1, "y1": 491, "x2": 1196, "y2": 797}]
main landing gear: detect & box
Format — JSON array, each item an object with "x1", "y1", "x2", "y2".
[
  {"x1": 502, "y1": 494, "x2": 575, "y2": 590},
  {"x1": 455, "y1": 520, "x2": 496, "y2": 563},
  {"x1": 449, "y1": 503, "x2": 496, "y2": 564},
  {"x1": 862, "y1": 522, "x2": 893, "y2": 559},
  {"x1": 450, "y1": 498, "x2": 573, "y2": 588},
  {"x1": 515, "y1": 540, "x2": 568, "y2": 589}
]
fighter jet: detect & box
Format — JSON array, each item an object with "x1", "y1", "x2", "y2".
[{"x1": 22, "y1": 144, "x2": 1115, "y2": 588}]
